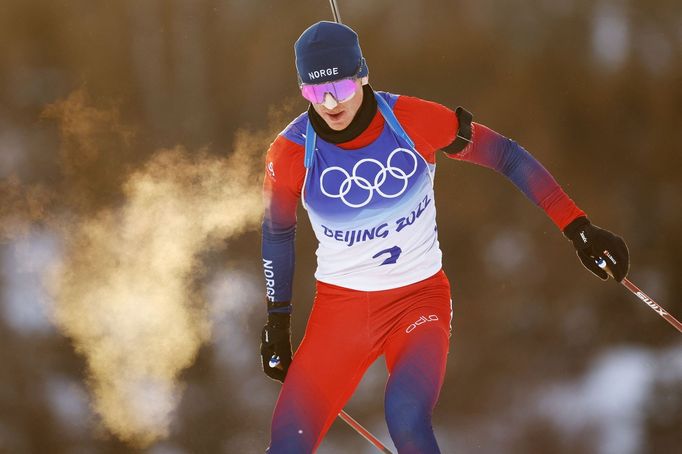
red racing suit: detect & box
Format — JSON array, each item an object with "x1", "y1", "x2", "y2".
[{"x1": 262, "y1": 90, "x2": 584, "y2": 453}]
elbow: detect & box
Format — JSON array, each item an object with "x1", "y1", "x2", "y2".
[
  {"x1": 498, "y1": 139, "x2": 526, "y2": 177},
  {"x1": 262, "y1": 222, "x2": 296, "y2": 243}
]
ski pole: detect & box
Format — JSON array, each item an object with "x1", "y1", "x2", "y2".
[
  {"x1": 338, "y1": 410, "x2": 393, "y2": 454},
  {"x1": 329, "y1": 0, "x2": 342, "y2": 23},
  {"x1": 597, "y1": 259, "x2": 682, "y2": 333},
  {"x1": 269, "y1": 355, "x2": 394, "y2": 453}
]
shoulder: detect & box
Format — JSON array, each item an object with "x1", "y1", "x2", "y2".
[
  {"x1": 265, "y1": 119, "x2": 306, "y2": 193},
  {"x1": 280, "y1": 111, "x2": 309, "y2": 146},
  {"x1": 266, "y1": 134, "x2": 305, "y2": 176},
  {"x1": 373, "y1": 90, "x2": 400, "y2": 108},
  {"x1": 377, "y1": 91, "x2": 459, "y2": 160},
  {"x1": 392, "y1": 94, "x2": 457, "y2": 124},
  {"x1": 269, "y1": 111, "x2": 306, "y2": 162},
  {"x1": 374, "y1": 90, "x2": 458, "y2": 138}
]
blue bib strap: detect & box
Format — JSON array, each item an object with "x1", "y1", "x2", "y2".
[
  {"x1": 304, "y1": 119, "x2": 317, "y2": 168},
  {"x1": 375, "y1": 93, "x2": 415, "y2": 149}
]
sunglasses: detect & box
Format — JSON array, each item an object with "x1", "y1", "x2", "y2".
[{"x1": 300, "y1": 77, "x2": 359, "y2": 105}]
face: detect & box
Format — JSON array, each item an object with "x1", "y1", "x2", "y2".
[{"x1": 310, "y1": 79, "x2": 364, "y2": 131}]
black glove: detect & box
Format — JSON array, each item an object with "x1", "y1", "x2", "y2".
[
  {"x1": 563, "y1": 216, "x2": 629, "y2": 282},
  {"x1": 260, "y1": 304, "x2": 292, "y2": 383}
]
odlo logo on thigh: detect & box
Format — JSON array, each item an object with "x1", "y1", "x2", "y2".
[{"x1": 405, "y1": 315, "x2": 439, "y2": 333}]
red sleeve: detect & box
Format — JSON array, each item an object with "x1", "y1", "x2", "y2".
[
  {"x1": 263, "y1": 135, "x2": 305, "y2": 231},
  {"x1": 393, "y1": 95, "x2": 459, "y2": 164}
]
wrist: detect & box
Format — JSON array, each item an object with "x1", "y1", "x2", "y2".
[
  {"x1": 266, "y1": 312, "x2": 291, "y2": 329},
  {"x1": 563, "y1": 216, "x2": 591, "y2": 241},
  {"x1": 267, "y1": 300, "x2": 292, "y2": 315},
  {"x1": 266, "y1": 301, "x2": 292, "y2": 329}
]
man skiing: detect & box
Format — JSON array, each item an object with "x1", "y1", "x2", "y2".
[{"x1": 260, "y1": 21, "x2": 629, "y2": 453}]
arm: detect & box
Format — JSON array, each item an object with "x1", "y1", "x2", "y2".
[
  {"x1": 261, "y1": 136, "x2": 304, "y2": 306},
  {"x1": 445, "y1": 119, "x2": 629, "y2": 281},
  {"x1": 444, "y1": 121, "x2": 585, "y2": 230},
  {"x1": 260, "y1": 135, "x2": 305, "y2": 382},
  {"x1": 391, "y1": 95, "x2": 628, "y2": 281}
]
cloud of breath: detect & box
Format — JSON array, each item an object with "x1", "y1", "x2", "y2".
[{"x1": 39, "y1": 91, "x2": 266, "y2": 447}]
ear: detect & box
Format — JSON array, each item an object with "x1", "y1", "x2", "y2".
[{"x1": 360, "y1": 76, "x2": 369, "y2": 85}]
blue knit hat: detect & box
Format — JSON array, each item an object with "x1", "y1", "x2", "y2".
[{"x1": 295, "y1": 21, "x2": 368, "y2": 85}]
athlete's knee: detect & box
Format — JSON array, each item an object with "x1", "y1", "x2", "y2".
[
  {"x1": 269, "y1": 424, "x2": 317, "y2": 454},
  {"x1": 385, "y1": 390, "x2": 439, "y2": 453},
  {"x1": 270, "y1": 394, "x2": 324, "y2": 454},
  {"x1": 267, "y1": 439, "x2": 314, "y2": 454},
  {"x1": 385, "y1": 397, "x2": 433, "y2": 438}
]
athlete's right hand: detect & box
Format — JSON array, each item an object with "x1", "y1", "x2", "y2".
[{"x1": 260, "y1": 312, "x2": 292, "y2": 383}]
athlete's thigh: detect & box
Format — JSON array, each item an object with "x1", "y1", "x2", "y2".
[
  {"x1": 382, "y1": 281, "x2": 452, "y2": 430},
  {"x1": 384, "y1": 326, "x2": 448, "y2": 454},
  {"x1": 382, "y1": 303, "x2": 450, "y2": 454},
  {"x1": 270, "y1": 283, "x2": 377, "y2": 452},
  {"x1": 384, "y1": 304, "x2": 451, "y2": 400},
  {"x1": 383, "y1": 273, "x2": 452, "y2": 374},
  {"x1": 385, "y1": 320, "x2": 449, "y2": 392}
]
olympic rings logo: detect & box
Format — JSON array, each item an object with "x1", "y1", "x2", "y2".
[{"x1": 319, "y1": 148, "x2": 418, "y2": 208}]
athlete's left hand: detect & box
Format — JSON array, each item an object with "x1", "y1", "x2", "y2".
[{"x1": 563, "y1": 216, "x2": 629, "y2": 282}]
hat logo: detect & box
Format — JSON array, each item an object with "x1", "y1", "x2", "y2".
[{"x1": 308, "y1": 67, "x2": 339, "y2": 80}]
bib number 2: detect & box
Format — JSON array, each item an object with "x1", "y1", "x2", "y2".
[{"x1": 372, "y1": 246, "x2": 402, "y2": 265}]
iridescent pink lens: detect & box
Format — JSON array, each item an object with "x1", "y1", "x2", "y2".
[{"x1": 300, "y1": 78, "x2": 357, "y2": 104}]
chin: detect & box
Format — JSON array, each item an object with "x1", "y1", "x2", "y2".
[
  {"x1": 329, "y1": 122, "x2": 348, "y2": 131},
  {"x1": 326, "y1": 116, "x2": 350, "y2": 131}
]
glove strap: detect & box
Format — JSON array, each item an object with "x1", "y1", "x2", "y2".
[
  {"x1": 266, "y1": 312, "x2": 291, "y2": 330},
  {"x1": 563, "y1": 216, "x2": 591, "y2": 241},
  {"x1": 267, "y1": 300, "x2": 292, "y2": 315}
]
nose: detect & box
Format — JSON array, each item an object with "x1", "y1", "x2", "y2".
[{"x1": 322, "y1": 93, "x2": 338, "y2": 110}]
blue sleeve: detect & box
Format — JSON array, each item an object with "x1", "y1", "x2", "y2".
[
  {"x1": 262, "y1": 223, "x2": 296, "y2": 307},
  {"x1": 261, "y1": 134, "x2": 304, "y2": 309}
]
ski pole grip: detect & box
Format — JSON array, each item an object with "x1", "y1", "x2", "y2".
[
  {"x1": 269, "y1": 354, "x2": 283, "y2": 370},
  {"x1": 596, "y1": 258, "x2": 615, "y2": 279}
]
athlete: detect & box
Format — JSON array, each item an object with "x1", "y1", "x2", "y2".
[{"x1": 260, "y1": 21, "x2": 629, "y2": 453}]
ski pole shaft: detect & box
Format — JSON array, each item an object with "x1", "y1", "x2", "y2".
[
  {"x1": 597, "y1": 259, "x2": 682, "y2": 333},
  {"x1": 338, "y1": 410, "x2": 393, "y2": 454},
  {"x1": 329, "y1": 0, "x2": 342, "y2": 23},
  {"x1": 620, "y1": 277, "x2": 682, "y2": 333}
]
